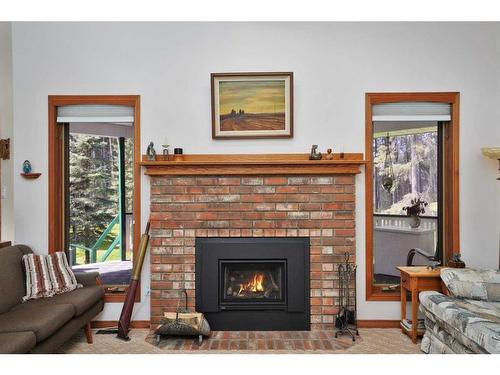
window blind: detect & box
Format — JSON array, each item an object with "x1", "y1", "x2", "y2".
[
  {"x1": 372, "y1": 102, "x2": 451, "y2": 121},
  {"x1": 57, "y1": 104, "x2": 134, "y2": 123}
]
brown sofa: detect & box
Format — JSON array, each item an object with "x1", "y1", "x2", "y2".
[{"x1": 0, "y1": 245, "x2": 104, "y2": 353}]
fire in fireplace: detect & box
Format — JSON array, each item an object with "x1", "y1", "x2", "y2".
[{"x1": 222, "y1": 261, "x2": 284, "y2": 301}]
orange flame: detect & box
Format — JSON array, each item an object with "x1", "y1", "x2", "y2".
[{"x1": 238, "y1": 273, "x2": 265, "y2": 295}]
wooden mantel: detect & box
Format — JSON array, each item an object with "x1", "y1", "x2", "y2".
[{"x1": 139, "y1": 153, "x2": 367, "y2": 176}]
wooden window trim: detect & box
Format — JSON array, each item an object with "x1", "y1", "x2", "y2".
[
  {"x1": 48, "y1": 95, "x2": 141, "y2": 303},
  {"x1": 365, "y1": 92, "x2": 460, "y2": 301}
]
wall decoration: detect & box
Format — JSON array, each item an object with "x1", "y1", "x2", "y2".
[
  {"x1": 211, "y1": 72, "x2": 293, "y2": 139},
  {"x1": 22, "y1": 160, "x2": 32, "y2": 174},
  {"x1": 0, "y1": 138, "x2": 10, "y2": 160},
  {"x1": 20, "y1": 160, "x2": 41, "y2": 179}
]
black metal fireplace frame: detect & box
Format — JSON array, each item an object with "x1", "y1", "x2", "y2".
[{"x1": 195, "y1": 237, "x2": 310, "y2": 331}]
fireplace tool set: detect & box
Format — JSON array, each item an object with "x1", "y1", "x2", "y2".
[
  {"x1": 154, "y1": 289, "x2": 211, "y2": 345},
  {"x1": 335, "y1": 252, "x2": 359, "y2": 341}
]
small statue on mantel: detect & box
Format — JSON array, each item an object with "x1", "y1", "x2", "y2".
[
  {"x1": 309, "y1": 145, "x2": 322, "y2": 160},
  {"x1": 146, "y1": 141, "x2": 157, "y2": 161},
  {"x1": 325, "y1": 148, "x2": 334, "y2": 160}
]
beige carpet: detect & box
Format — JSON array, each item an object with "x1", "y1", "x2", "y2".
[{"x1": 59, "y1": 328, "x2": 422, "y2": 354}]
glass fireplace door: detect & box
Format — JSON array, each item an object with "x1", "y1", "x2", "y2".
[{"x1": 220, "y1": 261, "x2": 286, "y2": 303}]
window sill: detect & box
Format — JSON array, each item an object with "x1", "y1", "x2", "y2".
[
  {"x1": 366, "y1": 288, "x2": 401, "y2": 302},
  {"x1": 102, "y1": 285, "x2": 141, "y2": 303}
]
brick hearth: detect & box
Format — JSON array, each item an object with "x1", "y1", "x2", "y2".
[
  {"x1": 149, "y1": 174, "x2": 356, "y2": 330},
  {"x1": 147, "y1": 330, "x2": 357, "y2": 351}
]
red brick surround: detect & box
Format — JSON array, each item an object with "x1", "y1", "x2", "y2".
[{"x1": 149, "y1": 175, "x2": 356, "y2": 330}]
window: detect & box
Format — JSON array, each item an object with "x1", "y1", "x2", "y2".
[
  {"x1": 365, "y1": 93, "x2": 460, "y2": 301},
  {"x1": 48, "y1": 96, "x2": 141, "y2": 302}
]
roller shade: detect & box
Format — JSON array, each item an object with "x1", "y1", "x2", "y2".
[
  {"x1": 57, "y1": 104, "x2": 134, "y2": 123},
  {"x1": 372, "y1": 102, "x2": 451, "y2": 121},
  {"x1": 69, "y1": 122, "x2": 133, "y2": 138}
]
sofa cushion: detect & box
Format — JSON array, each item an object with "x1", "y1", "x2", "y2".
[
  {"x1": 0, "y1": 331, "x2": 37, "y2": 354},
  {"x1": 12, "y1": 285, "x2": 104, "y2": 317},
  {"x1": 31, "y1": 300, "x2": 104, "y2": 354},
  {"x1": 0, "y1": 245, "x2": 34, "y2": 314},
  {"x1": 0, "y1": 304, "x2": 74, "y2": 342},
  {"x1": 441, "y1": 268, "x2": 500, "y2": 302},
  {"x1": 419, "y1": 291, "x2": 500, "y2": 354}
]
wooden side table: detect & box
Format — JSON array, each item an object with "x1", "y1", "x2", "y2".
[{"x1": 396, "y1": 266, "x2": 442, "y2": 344}]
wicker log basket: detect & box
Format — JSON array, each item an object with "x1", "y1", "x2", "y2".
[{"x1": 154, "y1": 289, "x2": 211, "y2": 345}]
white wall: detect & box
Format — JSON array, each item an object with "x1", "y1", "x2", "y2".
[
  {"x1": 8, "y1": 22, "x2": 500, "y2": 321},
  {"x1": 0, "y1": 22, "x2": 14, "y2": 241}
]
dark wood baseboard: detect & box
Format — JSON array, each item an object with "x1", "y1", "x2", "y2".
[
  {"x1": 357, "y1": 320, "x2": 400, "y2": 328},
  {"x1": 91, "y1": 320, "x2": 151, "y2": 329},
  {"x1": 92, "y1": 320, "x2": 398, "y2": 329}
]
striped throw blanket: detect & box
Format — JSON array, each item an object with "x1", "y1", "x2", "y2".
[{"x1": 23, "y1": 252, "x2": 81, "y2": 302}]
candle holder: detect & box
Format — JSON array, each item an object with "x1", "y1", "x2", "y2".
[{"x1": 174, "y1": 148, "x2": 184, "y2": 161}]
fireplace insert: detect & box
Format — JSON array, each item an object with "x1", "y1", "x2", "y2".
[{"x1": 195, "y1": 237, "x2": 310, "y2": 331}]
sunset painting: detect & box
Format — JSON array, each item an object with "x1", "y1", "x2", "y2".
[{"x1": 211, "y1": 73, "x2": 293, "y2": 139}]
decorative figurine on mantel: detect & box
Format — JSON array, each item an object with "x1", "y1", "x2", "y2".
[
  {"x1": 309, "y1": 145, "x2": 322, "y2": 160},
  {"x1": 325, "y1": 148, "x2": 334, "y2": 160},
  {"x1": 162, "y1": 144, "x2": 170, "y2": 159},
  {"x1": 146, "y1": 141, "x2": 157, "y2": 161}
]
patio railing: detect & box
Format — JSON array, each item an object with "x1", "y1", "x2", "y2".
[
  {"x1": 374, "y1": 214, "x2": 437, "y2": 231},
  {"x1": 69, "y1": 212, "x2": 133, "y2": 265}
]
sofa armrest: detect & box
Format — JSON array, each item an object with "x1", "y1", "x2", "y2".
[{"x1": 74, "y1": 271, "x2": 101, "y2": 287}]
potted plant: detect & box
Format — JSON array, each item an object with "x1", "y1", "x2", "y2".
[{"x1": 402, "y1": 198, "x2": 428, "y2": 228}]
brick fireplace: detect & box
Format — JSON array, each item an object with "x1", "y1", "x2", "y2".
[{"x1": 144, "y1": 153, "x2": 363, "y2": 330}]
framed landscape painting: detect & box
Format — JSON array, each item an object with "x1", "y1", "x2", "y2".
[{"x1": 211, "y1": 72, "x2": 293, "y2": 139}]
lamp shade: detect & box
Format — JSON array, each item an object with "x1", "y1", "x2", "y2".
[{"x1": 481, "y1": 147, "x2": 500, "y2": 159}]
